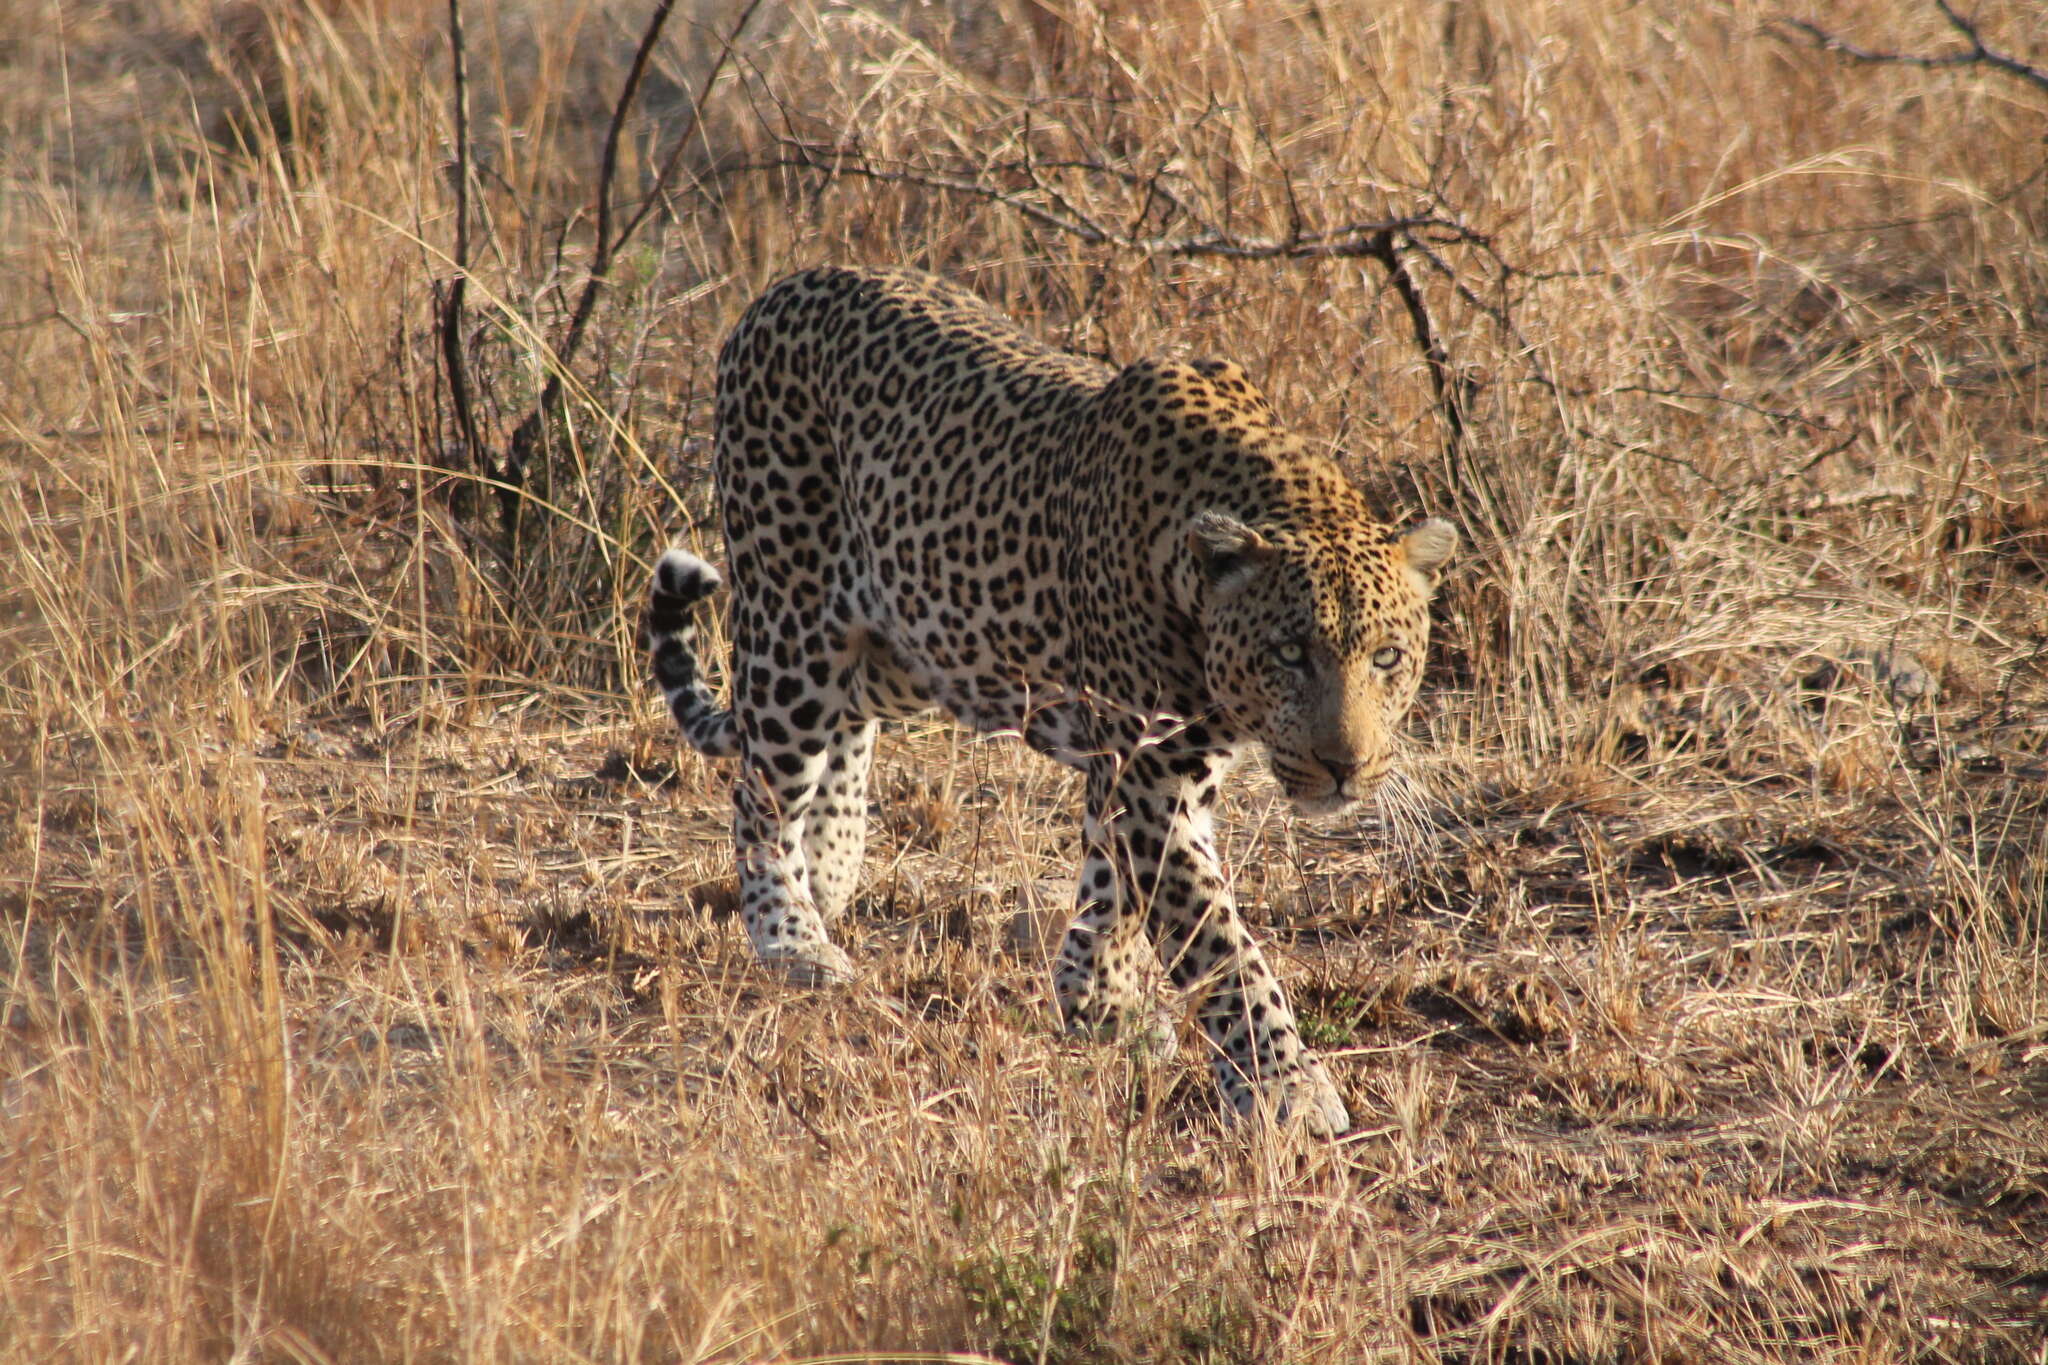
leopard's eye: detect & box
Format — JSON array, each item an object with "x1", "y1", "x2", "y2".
[
  {"x1": 1273, "y1": 641, "x2": 1309, "y2": 669},
  {"x1": 1372, "y1": 645, "x2": 1404, "y2": 669}
]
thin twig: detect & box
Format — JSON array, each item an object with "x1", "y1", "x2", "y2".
[
  {"x1": 1363, "y1": 230, "x2": 1472, "y2": 454},
  {"x1": 1514, "y1": 378, "x2": 1853, "y2": 436},
  {"x1": 736, "y1": 1051, "x2": 834, "y2": 1156},
  {"x1": 499, "y1": 0, "x2": 760, "y2": 534}
]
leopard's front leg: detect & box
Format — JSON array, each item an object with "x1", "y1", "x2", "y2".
[
  {"x1": 1057, "y1": 745, "x2": 1348, "y2": 1135},
  {"x1": 1151, "y1": 819, "x2": 1349, "y2": 1136},
  {"x1": 1053, "y1": 762, "x2": 1166, "y2": 1050}
]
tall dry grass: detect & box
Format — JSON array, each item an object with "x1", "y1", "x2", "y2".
[{"x1": 2, "y1": 1, "x2": 2045, "y2": 1360}]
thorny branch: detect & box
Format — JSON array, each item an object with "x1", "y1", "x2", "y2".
[
  {"x1": 616, "y1": 0, "x2": 766, "y2": 251},
  {"x1": 1361, "y1": 231, "x2": 1475, "y2": 452},
  {"x1": 1775, "y1": 1, "x2": 2048, "y2": 94}
]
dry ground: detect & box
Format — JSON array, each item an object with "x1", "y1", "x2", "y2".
[{"x1": 3, "y1": 1, "x2": 2047, "y2": 1360}]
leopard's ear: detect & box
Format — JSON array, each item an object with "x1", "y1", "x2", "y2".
[
  {"x1": 1188, "y1": 510, "x2": 1275, "y2": 590},
  {"x1": 1397, "y1": 518, "x2": 1458, "y2": 590}
]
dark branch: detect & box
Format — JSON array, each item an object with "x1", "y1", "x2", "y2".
[
  {"x1": 1513, "y1": 376, "x2": 1854, "y2": 437},
  {"x1": 1363, "y1": 232, "x2": 1472, "y2": 453},
  {"x1": 500, "y1": 0, "x2": 762, "y2": 527},
  {"x1": 616, "y1": 0, "x2": 766, "y2": 246},
  {"x1": 1775, "y1": 4, "x2": 2048, "y2": 93},
  {"x1": 762, "y1": 140, "x2": 1489, "y2": 259},
  {"x1": 761, "y1": 139, "x2": 1488, "y2": 453},
  {"x1": 499, "y1": 0, "x2": 678, "y2": 528},
  {"x1": 437, "y1": 0, "x2": 484, "y2": 496}
]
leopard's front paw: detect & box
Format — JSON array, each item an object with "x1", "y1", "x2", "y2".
[
  {"x1": 1058, "y1": 1000, "x2": 1180, "y2": 1060},
  {"x1": 1221, "y1": 1055, "x2": 1350, "y2": 1137},
  {"x1": 757, "y1": 938, "x2": 855, "y2": 987}
]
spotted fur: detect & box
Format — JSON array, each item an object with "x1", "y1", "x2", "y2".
[{"x1": 646, "y1": 266, "x2": 1455, "y2": 1134}]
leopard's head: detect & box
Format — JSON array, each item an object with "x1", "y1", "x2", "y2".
[{"x1": 1191, "y1": 509, "x2": 1457, "y2": 815}]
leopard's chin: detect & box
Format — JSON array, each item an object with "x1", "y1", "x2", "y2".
[{"x1": 1286, "y1": 790, "x2": 1361, "y2": 818}]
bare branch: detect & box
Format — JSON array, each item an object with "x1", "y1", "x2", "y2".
[
  {"x1": 1775, "y1": 4, "x2": 2048, "y2": 93},
  {"x1": 501, "y1": 0, "x2": 763, "y2": 527},
  {"x1": 1507, "y1": 376, "x2": 1857, "y2": 449},
  {"x1": 761, "y1": 138, "x2": 1490, "y2": 453},
  {"x1": 437, "y1": 0, "x2": 484, "y2": 497},
  {"x1": 616, "y1": 0, "x2": 766, "y2": 246},
  {"x1": 499, "y1": 0, "x2": 678, "y2": 529},
  {"x1": 762, "y1": 139, "x2": 1489, "y2": 260},
  {"x1": 1362, "y1": 231, "x2": 1473, "y2": 453}
]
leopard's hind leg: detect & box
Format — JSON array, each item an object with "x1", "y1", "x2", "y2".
[{"x1": 802, "y1": 718, "x2": 876, "y2": 922}]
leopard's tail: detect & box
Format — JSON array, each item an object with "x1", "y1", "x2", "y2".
[{"x1": 644, "y1": 549, "x2": 741, "y2": 759}]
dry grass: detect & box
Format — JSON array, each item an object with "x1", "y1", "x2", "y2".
[{"x1": 4, "y1": 1, "x2": 2047, "y2": 1360}]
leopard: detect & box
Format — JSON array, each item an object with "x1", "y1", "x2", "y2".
[{"x1": 645, "y1": 265, "x2": 1456, "y2": 1134}]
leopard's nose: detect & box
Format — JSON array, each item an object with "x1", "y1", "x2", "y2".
[{"x1": 1320, "y1": 757, "x2": 1359, "y2": 789}]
